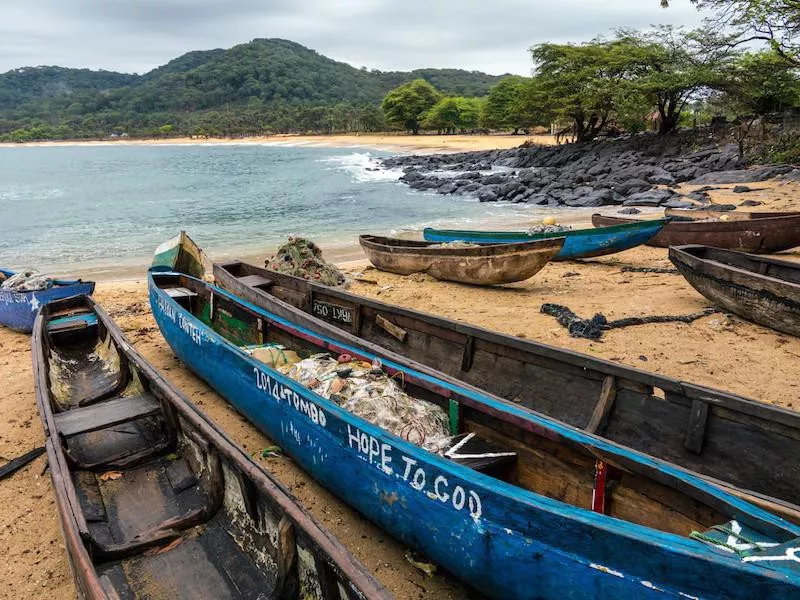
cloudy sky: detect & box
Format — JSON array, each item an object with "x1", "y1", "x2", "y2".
[{"x1": 4, "y1": 0, "x2": 705, "y2": 75}]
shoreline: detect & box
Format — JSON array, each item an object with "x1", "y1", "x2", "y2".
[{"x1": 0, "y1": 132, "x2": 556, "y2": 154}]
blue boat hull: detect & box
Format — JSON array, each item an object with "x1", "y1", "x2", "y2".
[
  {"x1": 149, "y1": 272, "x2": 800, "y2": 600},
  {"x1": 423, "y1": 221, "x2": 665, "y2": 261},
  {"x1": 0, "y1": 269, "x2": 95, "y2": 333}
]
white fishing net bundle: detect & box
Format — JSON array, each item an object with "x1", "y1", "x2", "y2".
[
  {"x1": 525, "y1": 224, "x2": 573, "y2": 235},
  {"x1": 277, "y1": 353, "x2": 451, "y2": 453},
  {"x1": 1, "y1": 269, "x2": 53, "y2": 292}
]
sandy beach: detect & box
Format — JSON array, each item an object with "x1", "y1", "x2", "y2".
[
  {"x1": 0, "y1": 132, "x2": 557, "y2": 154},
  {"x1": 3, "y1": 139, "x2": 800, "y2": 598}
]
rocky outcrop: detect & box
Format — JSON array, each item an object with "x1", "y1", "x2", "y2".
[{"x1": 383, "y1": 131, "x2": 798, "y2": 208}]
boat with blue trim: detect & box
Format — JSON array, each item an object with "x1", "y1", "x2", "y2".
[
  {"x1": 422, "y1": 219, "x2": 666, "y2": 261},
  {"x1": 0, "y1": 268, "x2": 95, "y2": 333},
  {"x1": 149, "y1": 267, "x2": 800, "y2": 600}
]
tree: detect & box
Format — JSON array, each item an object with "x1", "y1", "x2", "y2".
[
  {"x1": 691, "y1": 1, "x2": 800, "y2": 65},
  {"x1": 381, "y1": 79, "x2": 441, "y2": 134},
  {"x1": 614, "y1": 27, "x2": 736, "y2": 134},
  {"x1": 422, "y1": 96, "x2": 484, "y2": 133},
  {"x1": 483, "y1": 76, "x2": 541, "y2": 133},
  {"x1": 529, "y1": 40, "x2": 632, "y2": 142}
]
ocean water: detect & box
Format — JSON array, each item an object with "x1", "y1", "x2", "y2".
[{"x1": 0, "y1": 143, "x2": 587, "y2": 276}]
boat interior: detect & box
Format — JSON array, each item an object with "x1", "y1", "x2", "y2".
[
  {"x1": 153, "y1": 273, "x2": 794, "y2": 551},
  {"x1": 680, "y1": 246, "x2": 800, "y2": 285},
  {"x1": 38, "y1": 295, "x2": 369, "y2": 600}
]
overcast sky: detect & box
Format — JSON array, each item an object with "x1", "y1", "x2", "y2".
[{"x1": 3, "y1": 0, "x2": 705, "y2": 75}]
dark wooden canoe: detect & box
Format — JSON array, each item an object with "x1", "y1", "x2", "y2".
[
  {"x1": 151, "y1": 269, "x2": 800, "y2": 599},
  {"x1": 358, "y1": 234, "x2": 564, "y2": 285},
  {"x1": 670, "y1": 245, "x2": 800, "y2": 337},
  {"x1": 591, "y1": 213, "x2": 800, "y2": 252},
  {"x1": 214, "y1": 258, "x2": 800, "y2": 519},
  {"x1": 664, "y1": 209, "x2": 800, "y2": 222},
  {"x1": 32, "y1": 295, "x2": 389, "y2": 600}
]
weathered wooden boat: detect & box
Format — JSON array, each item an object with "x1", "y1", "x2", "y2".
[
  {"x1": 358, "y1": 235, "x2": 564, "y2": 285},
  {"x1": 32, "y1": 294, "x2": 389, "y2": 600},
  {"x1": 0, "y1": 268, "x2": 94, "y2": 332},
  {"x1": 591, "y1": 213, "x2": 800, "y2": 253},
  {"x1": 150, "y1": 268, "x2": 800, "y2": 599},
  {"x1": 670, "y1": 245, "x2": 800, "y2": 337},
  {"x1": 214, "y1": 257, "x2": 800, "y2": 518},
  {"x1": 664, "y1": 208, "x2": 800, "y2": 222},
  {"x1": 422, "y1": 219, "x2": 666, "y2": 261}
]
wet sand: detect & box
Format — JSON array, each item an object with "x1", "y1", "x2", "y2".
[{"x1": 2, "y1": 180, "x2": 800, "y2": 599}]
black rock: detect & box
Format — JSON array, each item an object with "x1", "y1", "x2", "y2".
[
  {"x1": 564, "y1": 195, "x2": 605, "y2": 208},
  {"x1": 732, "y1": 185, "x2": 751, "y2": 193},
  {"x1": 477, "y1": 187, "x2": 499, "y2": 202},
  {"x1": 481, "y1": 173, "x2": 508, "y2": 185},
  {"x1": 622, "y1": 189, "x2": 674, "y2": 206},
  {"x1": 663, "y1": 199, "x2": 695, "y2": 209},
  {"x1": 436, "y1": 182, "x2": 457, "y2": 194},
  {"x1": 462, "y1": 183, "x2": 482, "y2": 192},
  {"x1": 739, "y1": 199, "x2": 763, "y2": 207},
  {"x1": 618, "y1": 207, "x2": 641, "y2": 214},
  {"x1": 612, "y1": 178, "x2": 651, "y2": 196},
  {"x1": 705, "y1": 204, "x2": 737, "y2": 211}
]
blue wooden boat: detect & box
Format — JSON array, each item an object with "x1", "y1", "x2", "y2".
[
  {"x1": 422, "y1": 219, "x2": 666, "y2": 261},
  {"x1": 0, "y1": 268, "x2": 95, "y2": 333},
  {"x1": 149, "y1": 269, "x2": 800, "y2": 600}
]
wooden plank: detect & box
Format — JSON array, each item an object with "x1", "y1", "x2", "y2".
[
  {"x1": 461, "y1": 336, "x2": 475, "y2": 372},
  {"x1": 0, "y1": 447, "x2": 44, "y2": 480},
  {"x1": 684, "y1": 399, "x2": 710, "y2": 454},
  {"x1": 375, "y1": 314, "x2": 407, "y2": 342},
  {"x1": 54, "y1": 394, "x2": 160, "y2": 438},
  {"x1": 238, "y1": 274, "x2": 273, "y2": 288},
  {"x1": 586, "y1": 376, "x2": 616, "y2": 434},
  {"x1": 165, "y1": 287, "x2": 197, "y2": 299}
]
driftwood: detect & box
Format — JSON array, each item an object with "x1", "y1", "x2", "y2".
[{"x1": 0, "y1": 447, "x2": 45, "y2": 481}]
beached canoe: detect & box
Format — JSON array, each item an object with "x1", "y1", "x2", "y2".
[
  {"x1": 213, "y1": 257, "x2": 800, "y2": 519},
  {"x1": 0, "y1": 268, "x2": 94, "y2": 332},
  {"x1": 422, "y1": 220, "x2": 666, "y2": 260},
  {"x1": 591, "y1": 213, "x2": 800, "y2": 252},
  {"x1": 32, "y1": 294, "x2": 388, "y2": 600},
  {"x1": 670, "y1": 245, "x2": 800, "y2": 337},
  {"x1": 358, "y1": 235, "x2": 564, "y2": 285},
  {"x1": 664, "y1": 209, "x2": 800, "y2": 222},
  {"x1": 150, "y1": 269, "x2": 800, "y2": 599}
]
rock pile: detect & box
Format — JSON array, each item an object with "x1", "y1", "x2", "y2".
[{"x1": 383, "y1": 132, "x2": 796, "y2": 209}]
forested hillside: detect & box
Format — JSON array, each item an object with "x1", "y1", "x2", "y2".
[{"x1": 0, "y1": 38, "x2": 503, "y2": 141}]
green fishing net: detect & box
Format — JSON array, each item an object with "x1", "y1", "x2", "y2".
[{"x1": 265, "y1": 236, "x2": 346, "y2": 287}]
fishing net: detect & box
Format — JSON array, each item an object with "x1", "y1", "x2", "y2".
[
  {"x1": 525, "y1": 224, "x2": 573, "y2": 235},
  {"x1": 427, "y1": 241, "x2": 480, "y2": 249},
  {"x1": 0, "y1": 270, "x2": 53, "y2": 292},
  {"x1": 276, "y1": 352, "x2": 451, "y2": 453},
  {"x1": 265, "y1": 237, "x2": 346, "y2": 287}
]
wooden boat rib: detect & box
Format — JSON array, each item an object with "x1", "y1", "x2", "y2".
[
  {"x1": 0, "y1": 268, "x2": 94, "y2": 332},
  {"x1": 670, "y1": 245, "x2": 800, "y2": 337},
  {"x1": 212, "y1": 257, "x2": 800, "y2": 517},
  {"x1": 422, "y1": 219, "x2": 666, "y2": 261},
  {"x1": 149, "y1": 268, "x2": 800, "y2": 599},
  {"x1": 591, "y1": 213, "x2": 800, "y2": 253},
  {"x1": 32, "y1": 294, "x2": 388, "y2": 600},
  {"x1": 358, "y1": 234, "x2": 564, "y2": 285}
]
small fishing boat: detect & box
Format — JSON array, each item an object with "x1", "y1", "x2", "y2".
[
  {"x1": 422, "y1": 219, "x2": 666, "y2": 261},
  {"x1": 670, "y1": 245, "x2": 800, "y2": 337},
  {"x1": 150, "y1": 268, "x2": 800, "y2": 599},
  {"x1": 211, "y1": 256, "x2": 800, "y2": 518},
  {"x1": 664, "y1": 209, "x2": 800, "y2": 222},
  {"x1": 591, "y1": 213, "x2": 800, "y2": 253},
  {"x1": 32, "y1": 294, "x2": 388, "y2": 600},
  {"x1": 0, "y1": 268, "x2": 94, "y2": 332},
  {"x1": 358, "y1": 235, "x2": 563, "y2": 285}
]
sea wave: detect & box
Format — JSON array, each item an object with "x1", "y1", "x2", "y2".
[{"x1": 321, "y1": 152, "x2": 403, "y2": 183}]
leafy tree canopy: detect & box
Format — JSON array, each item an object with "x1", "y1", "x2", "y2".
[{"x1": 381, "y1": 79, "x2": 441, "y2": 134}]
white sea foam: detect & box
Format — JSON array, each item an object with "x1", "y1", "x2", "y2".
[{"x1": 321, "y1": 152, "x2": 403, "y2": 183}]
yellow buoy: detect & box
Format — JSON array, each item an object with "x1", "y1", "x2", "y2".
[
  {"x1": 543, "y1": 216, "x2": 557, "y2": 226},
  {"x1": 719, "y1": 214, "x2": 730, "y2": 222}
]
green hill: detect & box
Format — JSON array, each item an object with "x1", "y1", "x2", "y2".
[{"x1": 0, "y1": 38, "x2": 505, "y2": 141}]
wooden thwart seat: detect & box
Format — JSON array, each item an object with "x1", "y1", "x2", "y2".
[
  {"x1": 55, "y1": 394, "x2": 161, "y2": 438},
  {"x1": 237, "y1": 274, "x2": 274, "y2": 289},
  {"x1": 165, "y1": 287, "x2": 198, "y2": 299}
]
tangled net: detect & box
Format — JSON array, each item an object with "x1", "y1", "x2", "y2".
[
  {"x1": 427, "y1": 241, "x2": 479, "y2": 249},
  {"x1": 277, "y1": 352, "x2": 451, "y2": 453},
  {"x1": 1, "y1": 270, "x2": 53, "y2": 292},
  {"x1": 266, "y1": 237, "x2": 346, "y2": 287},
  {"x1": 526, "y1": 224, "x2": 573, "y2": 235}
]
